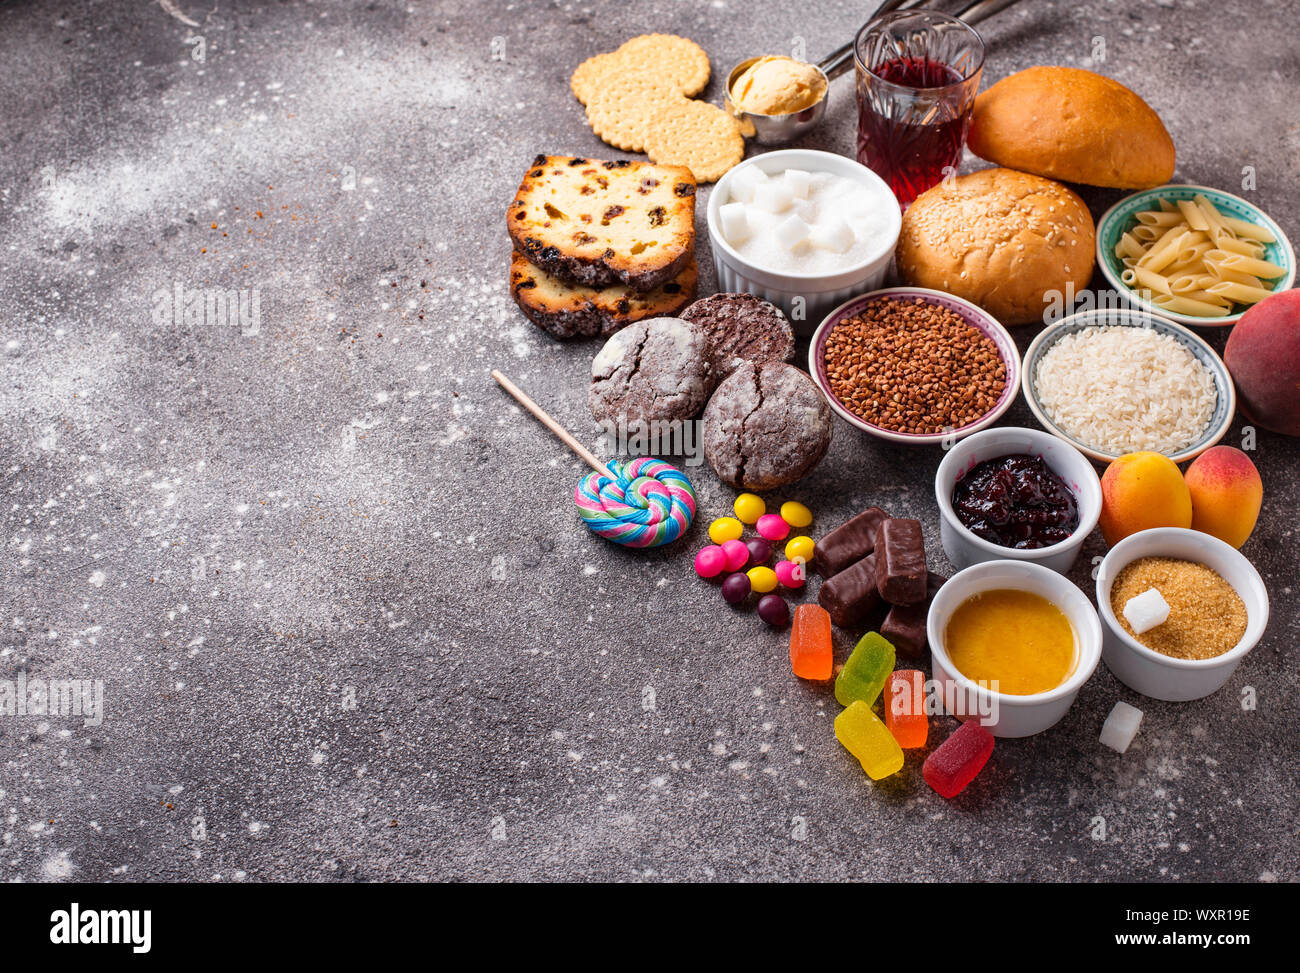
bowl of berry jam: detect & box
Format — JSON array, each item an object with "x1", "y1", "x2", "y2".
[{"x1": 935, "y1": 427, "x2": 1101, "y2": 574}]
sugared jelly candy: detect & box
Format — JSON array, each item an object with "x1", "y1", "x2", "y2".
[
  {"x1": 721, "y1": 572, "x2": 751, "y2": 604},
  {"x1": 781, "y1": 501, "x2": 813, "y2": 528},
  {"x1": 884, "y1": 669, "x2": 928, "y2": 749},
  {"x1": 835, "y1": 701, "x2": 904, "y2": 780},
  {"x1": 834, "y1": 632, "x2": 895, "y2": 707},
  {"x1": 733, "y1": 493, "x2": 766, "y2": 524},
  {"x1": 757, "y1": 593, "x2": 789, "y2": 627},
  {"x1": 756, "y1": 513, "x2": 790, "y2": 541},
  {"x1": 694, "y1": 545, "x2": 726, "y2": 579},
  {"x1": 721, "y1": 539, "x2": 750, "y2": 572},
  {"x1": 789, "y1": 604, "x2": 832, "y2": 680},
  {"x1": 923, "y1": 720, "x2": 994, "y2": 798},
  {"x1": 709, "y1": 516, "x2": 744, "y2": 544},
  {"x1": 747, "y1": 566, "x2": 778, "y2": 594},
  {"x1": 774, "y1": 560, "x2": 804, "y2": 589},
  {"x1": 784, "y1": 535, "x2": 814, "y2": 565}
]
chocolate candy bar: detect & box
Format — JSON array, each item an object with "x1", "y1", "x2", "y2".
[
  {"x1": 881, "y1": 572, "x2": 947, "y2": 659},
  {"x1": 818, "y1": 553, "x2": 886, "y2": 629},
  {"x1": 812, "y1": 507, "x2": 887, "y2": 577},
  {"x1": 874, "y1": 518, "x2": 927, "y2": 606}
]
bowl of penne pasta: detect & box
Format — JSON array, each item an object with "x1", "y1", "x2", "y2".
[{"x1": 1097, "y1": 185, "x2": 1295, "y2": 326}]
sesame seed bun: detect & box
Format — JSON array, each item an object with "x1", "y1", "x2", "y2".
[
  {"x1": 896, "y1": 167, "x2": 1096, "y2": 327},
  {"x1": 968, "y1": 67, "x2": 1175, "y2": 189}
]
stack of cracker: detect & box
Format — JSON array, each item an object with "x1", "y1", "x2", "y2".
[
  {"x1": 571, "y1": 34, "x2": 745, "y2": 184},
  {"x1": 506, "y1": 155, "x2": 699, "y2": 340}
]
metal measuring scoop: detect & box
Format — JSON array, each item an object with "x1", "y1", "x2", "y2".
[{"x1": 724, "y1": 0, "x2": 1022, "y2": 145}]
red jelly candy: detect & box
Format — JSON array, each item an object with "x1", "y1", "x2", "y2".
[{"x1": 923, "y1": 720, "x2": 994, "y2": 799}]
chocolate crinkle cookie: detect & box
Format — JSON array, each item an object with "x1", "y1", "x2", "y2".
[
  {"x1": 589, "y1": 316, "x2": 713, "y2": 432},
  {"x1": 702, "y1": 361, "x2": 832, "y2": 490},
  {"x1": 680, "y1": 292, "x2": 795, "y2": 380}
]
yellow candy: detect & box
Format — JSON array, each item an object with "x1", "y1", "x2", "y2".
[
  {"x1": 785, "y1": 535, "x2": 815, "y2": 564},
  {"x1": 747, "y1": 566, "x2": 778, "y2": 594},
  {"x1": 781, "y1": 501, "x2": 813, "y2": 528},
  {"x1": 708, "y1": 517, "x2": 744, "y2": 544},
  {"x1": 733, "y1": 493, "x2": 766, "y2": 524}
]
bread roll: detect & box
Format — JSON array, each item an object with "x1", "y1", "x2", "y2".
[
  {"x1": 968, "y1": 67, "x2": 1175, "y2": 189},
  {"x1": 896, "y1": 168, "x2": 1095, "y2": 327}
]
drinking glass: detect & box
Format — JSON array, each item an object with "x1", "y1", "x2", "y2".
[{"x1": 854, "y1": 10, "x2": 985, "y2": 206}]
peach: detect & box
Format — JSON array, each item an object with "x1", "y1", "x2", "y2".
[
  {"x1": 1184, "y1": 446, "x2": 1263, "y2": 548},
  {"x1": 1224, "y1": 289, "x2": 1300, "y2": 437},
  {"x1": 1098, "y1": 451, "x2": 1192, "y2": 547}
]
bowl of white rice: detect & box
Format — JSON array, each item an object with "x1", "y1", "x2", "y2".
[{"x1": 1022, "y1": 308, "x2": 1234, "y2": 464}]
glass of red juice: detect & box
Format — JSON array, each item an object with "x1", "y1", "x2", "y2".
[{"x1": 854, "y1": 10, "x2": 984, "y2": 206}]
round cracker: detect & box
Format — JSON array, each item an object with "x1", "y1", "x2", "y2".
[
  {"x1": 643, "y1": 100, "x2": 745, "y2": 183},
  {"x1": 585, "y1": 75, "x2": 691, "y2": 153},
  {"x1": 570, "y1": 52, "x2": 620, "y2": 105},
  {"x1": 615, "y1": 34, "x2": 710, "y2": 97}
]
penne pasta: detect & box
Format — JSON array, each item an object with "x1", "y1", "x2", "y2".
[
  {"x1": 1177, "y1": 199, "x2": 1209, "y2": 231},
  {"x1": 1206, "y1": 250, "x2": 1287, "y2": 279},
  {"x1": 1206, "y1": 280, "x2": 1275, "y2": 305},
  {"x1": 1222, "y1": 216, "x2": 1276, "y2": 243},
  {"x1": 1153, "y1": 294, "x2": 1232, "y2": 317}
]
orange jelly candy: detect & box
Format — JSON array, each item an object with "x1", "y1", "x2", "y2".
[
  {"x1": 789, "y1": 604, "x2": 833, "y2": 680},
  {"x1": 885, "y1": 669, "x2": 928, "y2": 749}
]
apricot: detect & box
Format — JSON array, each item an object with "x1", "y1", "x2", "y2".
[
  {"x1": 1098, "y1": 451, "x2": 1192, "y2": 547},
  {"x1": 1184, "y1": 446, "x2": 1263, "y2": 548},
  {"x1": 1224, "y1": 289, "x2": 1300, "y2": 437}
]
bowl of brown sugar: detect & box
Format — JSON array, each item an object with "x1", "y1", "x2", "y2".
[
  {"x1": 809, "y1": 288, "x2": 1020, "y2": 446},
  {"x1": 1096, "y1": 527, "x2": 1270, "y2": 701}
]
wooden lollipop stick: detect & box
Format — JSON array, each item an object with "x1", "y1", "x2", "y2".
[{"x1": 491, "y1": 369, "x2": 609, "y2": 477}]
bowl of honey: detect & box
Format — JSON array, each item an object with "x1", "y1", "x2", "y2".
[{"x1": 927, "y1": 560, "x2": 1103, "y2": 737}]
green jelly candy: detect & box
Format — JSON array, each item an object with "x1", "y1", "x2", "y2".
[{"x1": 834, "y1": 631, "x2": 896, "y2": 707}]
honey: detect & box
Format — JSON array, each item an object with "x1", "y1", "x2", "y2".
[{"x1": 944, "y1": 589, "x2": 1077, "y2": 696}]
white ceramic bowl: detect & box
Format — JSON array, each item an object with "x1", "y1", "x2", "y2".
[
  {"x1": 1096, "y1": 527, "x2": 1269, "y2": 701},
  {"x1": 934, "y1": 426, "x2": 1102, "y2": 575},
  {"x1": 706, "y1": 148, "x2": 901, "y2": 336},
  {"x1": 927, "y1": 560, "x2": 1103, "y2": 738}
]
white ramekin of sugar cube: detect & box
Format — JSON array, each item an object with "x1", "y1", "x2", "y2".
[{"x1": 706, "y1": 149, "x2": 901, "y2": 336}]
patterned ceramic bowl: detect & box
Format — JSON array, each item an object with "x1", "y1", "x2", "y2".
[{"x1": 808, "y1": 287, "x2": 1020, "y2": 447}]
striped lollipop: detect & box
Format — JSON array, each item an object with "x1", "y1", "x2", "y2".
[
  {"x1": 492, "y1": 370, "x2": 696, "y2": 548},
  {"x1": 575, "y1": 457, "x2": 696, "y2": 548}
]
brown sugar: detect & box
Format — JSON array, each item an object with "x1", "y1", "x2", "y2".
[{"x1": 1109, "y1": 556, "x2": 1247, "y2": 660}]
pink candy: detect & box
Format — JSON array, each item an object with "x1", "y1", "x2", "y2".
[
  {"x1": 775, "y1": 559, "x2": 805, "y2": 589},
  {"x1": 756, "y1": 514, "x2": 790, "y2": 541},
  {"x1": 721, "y1": 539, "x2": 750, "y2": 572},
  {"x1": 694, "y1": 545, "x2": 727, "y2": 578}
]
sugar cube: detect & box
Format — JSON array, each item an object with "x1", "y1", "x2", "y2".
[
  {"x1": 784, "y1": 168, "x2": 812, "y2": 199},
  {"x1": 772, "y1": 213, "x2": 810, "y2": 251},
  {"x1": 1123, "y1": 587, "x2": 1170, "y2": 635},
  {"x1": 1099, "y1": 701, "x2": 1144, "y2": 754},
  {"x1": 727, "y1": 165, "x2": 768, "y2": 204},
  {"x1": 718, "y1": 202, "x2": 751, "y2": 245},
  {"x1": 794, "y1": 200, "x2": 818, "y2": 224},
  {"x1": 754, "y1": 181, "x2": 794, "y2": 214},
  {"x1": 811, "y1": 216, "x2": 855, "y2": 253}
]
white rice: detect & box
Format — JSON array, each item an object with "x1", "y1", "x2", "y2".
[{"x1": 1033, "y1": 326, "x2": 1216, "y2": 455}]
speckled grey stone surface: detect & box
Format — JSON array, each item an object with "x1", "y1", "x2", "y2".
[{"x1": 0, "y1": 0, "x2": 1296, "y2": 883}]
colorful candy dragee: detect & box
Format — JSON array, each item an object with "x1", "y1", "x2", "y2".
[{"x1": 575, "y1": 458, "x2": 697, "y2": 548}]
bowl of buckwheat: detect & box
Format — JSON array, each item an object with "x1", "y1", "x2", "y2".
[{"x1": 809, "y1": 287, "x2": 1021, "y2": 446}]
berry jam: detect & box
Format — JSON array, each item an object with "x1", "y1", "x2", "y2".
[{"x1": 952, "y1": 454, "x2": 1079, "y2": 549}]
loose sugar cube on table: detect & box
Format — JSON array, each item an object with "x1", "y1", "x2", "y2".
[
  {"x1": 923, "y1": 720, "x2": 994, "y2": 799},
  {"x1": 811, "y1": 216, "x2": 855, "y2": 253},
  {"x1": 718, "y1": 202, "x2": 751, "y2": 245},
  {"x1": 1100, "y1": 701, "x2": 1144, "y2": 754},
  {"x1": 728, "y1": 164, "x2": 768, "y2": 203},
  {"x1": 1123, "y1": 587, "x2": 1170, "y2": 635},
  {"x1": 784, "y1": 168, "x2": 811, "y2": 199},
  {"x1": 754, "y1": 180, "x2": 794, "y2": 213},
  {"x1": 835, "y1": 701, "x2": 904, "y2": 780},
  {"x1": 834, "y1": 631, "x2": 895, "y2": 707}
]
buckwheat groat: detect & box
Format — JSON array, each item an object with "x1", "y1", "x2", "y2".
[
  {"x1": 680, "y1": 292, "x2": 795, "y2": 380},
  {"x1": 702, "y1": 362, "x2": 832, "y2": 490},
  {"x1": 589, "y1": 316, "x2": 712, "y2": 432}
]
